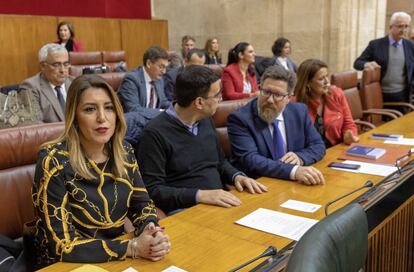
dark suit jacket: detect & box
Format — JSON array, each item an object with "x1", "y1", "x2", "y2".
[
  {"x1": 222, "y1": 63, "x2": 258, "y2": 100},
  {"x1": 353, "y1": 36, "x2": 414, "y2": 99},
  {"x1": 162, "y1": 67, "x2": 182, "y2": 102},
  {"x1": 117, "y1": 66, "x2": 170, "y2": 115},
  {"x1": 20, "y1": 73, "x2": 73, "y2": 123},
  {"x1": 227, "y1": 99, "x2": 325, "y2": 180}
]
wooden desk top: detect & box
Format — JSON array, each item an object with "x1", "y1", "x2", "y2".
[{"x1": 40, "y1": 112, "x2": 414, "y2": 272}]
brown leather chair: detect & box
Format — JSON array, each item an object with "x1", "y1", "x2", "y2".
[
  {"x1": 206, "y1": 64, "x2": 225, "y2": 78},
  {"x1": 97, "y1": 72, "x2": 126, "y2": 91},
  {"x1": 212, "y1": 98, "x2": 251, "y2": 158},
  {"x1": 360, "y1": 67, "x2": 414, "y2": 125},
  {"x1": 69, "y1": 51, "x2": 102, "y2": 77},
  {"x1": 0, "y1": 122, "x2": 64, "y2": 239},
  {"x1": 102, "y1": 51, "x2": 128, "y2": 71},
  {"x1": 331, "y1": 71, "x2": 376, "y2": 132}
]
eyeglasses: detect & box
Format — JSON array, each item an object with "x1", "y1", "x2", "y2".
[
  {"x1": 260, "y1": 89, "x2": 290, "y2": 101},
  {"x1": 204, "y1": 89, "x2": 222, "y2": 100},
  {"x1": 152, "y1": 62, "x2": 167, "y2": 70},
  {"x1": 393, "y1": 24, "x2": 410, "y2": 29},
  {"x1": 45, "y1": 61, "x2": 71, "y2": 69}
]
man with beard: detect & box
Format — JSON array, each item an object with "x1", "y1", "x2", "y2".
[{"x1": 227, "y1": 66, "x2": 326, "y2": 185}]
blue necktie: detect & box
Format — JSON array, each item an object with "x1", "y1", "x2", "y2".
[
  {"x1": 272, "y1": 120, "x2": 285, "y2": 159},
  {"x1": 392, "y1": 41, "x2": 398, "y2": 48}
]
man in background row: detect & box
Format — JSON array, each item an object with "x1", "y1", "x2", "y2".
[
  {"x1": 163, "y1": 48, "x2": 206, "y2": 101},
  {"x1": 180, "y1": 35, "x2": 196, "y2": 60},
  {"x1": 118, "y1": 46, "x2": 170, "y2": 115},
  {"x1": 20, "y1": 43, "x2": 73, "y2": 123}
]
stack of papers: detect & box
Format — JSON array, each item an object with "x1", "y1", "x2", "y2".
[{"x1": 236, "y1": 208, "x2": 318, "y2": 241}]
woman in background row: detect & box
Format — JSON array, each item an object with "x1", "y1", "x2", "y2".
[
  {"x1": 31, "y1": 75, "x2": 170, "y2": 269},
  {"x1": 204, "y1": 37, "x2": 222, "y2": 64},
  {"x1": 222, "y1": 42, "x2": 259, "y2": 100},
  {"x1": 56, "y1": 21, "x2": 83, "y2": 52},
  {"x1": 272, "y1": 37, "x2": 297, "y2": 73},
  {"x1": 294, "y1": 59, "x2": 359, "y2": 147}
]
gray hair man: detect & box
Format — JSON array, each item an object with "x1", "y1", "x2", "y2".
[
  {"x1": 20, "y1": 43, "x2": 74, "y2": 123},
  {"x1": 353, "y1": 11, "x2": 414, "y2": 105}
]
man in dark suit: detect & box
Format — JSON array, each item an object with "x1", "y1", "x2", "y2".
[
  {"x1": 118, "y1": 46, "x2": 170, "y2": 115},
  {"x1": 227, "y1": 65, "x2": 326, "y2": 185},
  {"x1": 353, "y1": 11, "x2": 414, "y2": 104},
  {"x1": 163, "y1": 48, "x2": 206, "y2": 101},
  {"x1": 20, "y1": 43, "x2": 73, "y2": 123},
  {"x1": 137, "y1": 65, "x2": 267, "y2": 215}
]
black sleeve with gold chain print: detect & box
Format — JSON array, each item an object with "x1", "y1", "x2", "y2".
[{"x1": 31, "y1": 141, "x2": 158, "y2": 268}]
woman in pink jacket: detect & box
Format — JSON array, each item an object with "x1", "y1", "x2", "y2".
[
  {"x1": 222, "y1": 42, "x2": 259, "y2": 100},
  {"x1": 294, "y1": 59, "x2": 359, "y2": 147}
]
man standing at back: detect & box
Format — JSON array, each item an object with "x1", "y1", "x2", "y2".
[
  {"x1": 353, "y1": 11, "x2": 414, "y2": 104},
  {"x1": 137, "y1": 65, "x2": 267, "y2": 215},
  {"x1": 118, "y1": 46, "x2": 170, "y2": 114},
  {"x1": 20, "y1": 43, "x2": 73, "y2": 123},
  {"x1": 227, "y1": 66, "x2": 325, "y2": 185}
]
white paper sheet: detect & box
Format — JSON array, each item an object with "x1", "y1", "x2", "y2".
[
  {"x1": 162, "y1": 266, "x2": 187, "y2": 272},
  {"x1": 235, "y1": 208, "x2": 318, "y2": 241},
  {"x1": 384, "y1": 138, "x2": 414, "y2": 146},
  {"x1": 280, "y1": 199, "x2": 321, "y2": 213},
  {"x1": 122, "y1": 268, "x2": 138, "y2": 272},
  {"x1": 330, "y1": 160, "x2": 397, "y2": 176}
]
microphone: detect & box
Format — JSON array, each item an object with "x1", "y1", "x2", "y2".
[
  {"x1": 324, "y1": 180, "x2": 373, "y2": 216},
  {"x1": 228, "y1": 246, "x2": 277, "y2": 272}
]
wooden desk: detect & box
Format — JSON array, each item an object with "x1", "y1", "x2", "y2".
[{"x1": 40, "y1": 112, "x2": 414, "y2": 272}]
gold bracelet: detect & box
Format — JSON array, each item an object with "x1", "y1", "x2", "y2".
[{"x1": 131, "y1": 238, "x2": 139, "y2": 259}]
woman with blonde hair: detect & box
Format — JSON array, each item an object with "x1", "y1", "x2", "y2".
[
  {"x1": 31, "y1": 75, "x2": 170, "y2": 269},
  {"x1": 295, "y1": 59, "x2": 358, "y2": 147},
  {"x1": 204, "y1": 37, "x2": 222, "y2": 64}
]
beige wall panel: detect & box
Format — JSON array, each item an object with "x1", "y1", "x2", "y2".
[
  {"x1": 154, "y1": 0, "x2": 386, "y2": 73},
  {"x1": 0, "y1": 15, "x2": 56, "y2": 86},
  {"x1": 120, "y1": 19, "x2": 168, "y2": 68},
  {"x1": 58, "y1": 16, "x2": 122, "y2": 51}
]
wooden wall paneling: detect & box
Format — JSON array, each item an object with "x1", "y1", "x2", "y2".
[
  {"x1": 58, "y1": 16, "x2": 122, "y2": 52},
  {"x1": 0, "y1": 15, "x2": 56, "y2": 86},
  {"x1": 120, "y1": 19, "x2": 168, "y2": 69}
]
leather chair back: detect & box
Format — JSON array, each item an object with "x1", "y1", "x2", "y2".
[
  {"x1": 69, "y1": 51, "x2": 102, "y2": 77},
  {"x1": 0, "y1": 123, "x2": 64, "y2": 239},
  {"x1": 331, "y1": 71, "x2": 360, "y2": 120},
  {"x1": 360, "y1": 67, "x2": 383, "y2": 110},
  {"x1": 285, "y1": 203, "x2": 368, "y2": 272},
  {"x1": 212, "y1": 98, "x2": 251, "y2": 158},
  {"x1": 206, "y1": 64, "x2": 225, "y2": 78},
  {"x1": 102, "y1": 51, "x2": 127, "y2": 71},
  {"x1": 97, "y1": 72, "x2": 126, "y2": 91}
]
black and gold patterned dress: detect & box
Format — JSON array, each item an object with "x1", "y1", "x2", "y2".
[{"x1": 31, "y1": 141, "x2": 158, "y2": 268}]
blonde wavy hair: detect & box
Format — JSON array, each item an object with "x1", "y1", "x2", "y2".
[{"x1": 44, "y1": 75, "x2": 128, "y2": 180}]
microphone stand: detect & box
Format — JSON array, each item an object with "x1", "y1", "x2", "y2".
[
  {"x1": 228, "y1": 246, "x2": 277, "y2": 272},
  {"x1": 324, "y1": 180, "x2": 373, "y2": 216}
]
